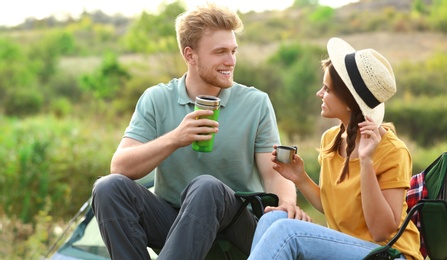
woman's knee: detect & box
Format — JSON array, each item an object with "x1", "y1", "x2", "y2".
[{"x1": 258, "y1": 210, "x2": 288, "y2": 225}]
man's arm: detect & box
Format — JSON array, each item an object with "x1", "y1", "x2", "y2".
[
  {"x1": 111, "y1": 109, "x2": 219, "y2": 180},
  {"x1": 256, "y1": 152, "x2": 311, "y2": 220},
  {"x1": 111, "y1": 135, "x2": 179, "y2": 180}
]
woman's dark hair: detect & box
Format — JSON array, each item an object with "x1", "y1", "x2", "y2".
[{"x1": 321, "y1": 59, "x2": 363, "y2": 183}]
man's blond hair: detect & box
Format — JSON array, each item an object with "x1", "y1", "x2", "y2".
[{"x1": 175, "y1": 3, "x2": 244, "y2": 54}]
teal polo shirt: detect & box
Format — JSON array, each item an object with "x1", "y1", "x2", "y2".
[{"x1": 124, "y1": 74, "x2": 280, "y2": 207}]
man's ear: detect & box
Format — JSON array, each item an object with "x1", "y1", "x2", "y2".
[{"x1": 183, "y1": 47, "x2": 195, "y2": 65}]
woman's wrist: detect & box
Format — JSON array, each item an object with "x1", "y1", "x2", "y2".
[{"x1": 359, "y1": 157, "x2": 374, "y2": 167}]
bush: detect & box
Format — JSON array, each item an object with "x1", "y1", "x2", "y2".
[
  {"x1": 386, "y1": 95, "x2": 447, "y2": 147},
  {"x1": 4, "y1": 88, "x2": 44, "y2": 117},
  {"x1": 395, "y1": 52, "x2": 447, "y2": 97},
  {"x1": 0, "y1": 115, "x2": 119, "y2": 222}
]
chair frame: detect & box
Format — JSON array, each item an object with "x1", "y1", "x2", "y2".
[{"x1": 379, "y1": 199, "x2": 447, "y2": 260}]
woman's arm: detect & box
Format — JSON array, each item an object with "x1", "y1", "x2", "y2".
[
  {"x1": 271, "y1": 146, "x2": 324, "y2": 213},
  {"x1": 358, "y1": 118, "x2": 406, "y2": 241}
]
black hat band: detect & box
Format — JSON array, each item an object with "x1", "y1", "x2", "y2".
[{"x1": 345, "y1": 52, "x2": 380, "y2": 108}]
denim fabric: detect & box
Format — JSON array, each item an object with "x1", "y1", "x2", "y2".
[{"x1": 249, "y1": 210, "x2": 406, "y2": 260}]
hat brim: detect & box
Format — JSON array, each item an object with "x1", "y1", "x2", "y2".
[{"x1": 327, "y1": 37, "x2": 385, "y2": 125}]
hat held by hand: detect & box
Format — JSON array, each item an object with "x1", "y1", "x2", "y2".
[{"x1": 327, "y1": 37, "x2": 396, "y2": 125}]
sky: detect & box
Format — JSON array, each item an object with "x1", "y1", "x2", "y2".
[{"x1": 0, "y1": 0, "x2": 358, "y2": 27}]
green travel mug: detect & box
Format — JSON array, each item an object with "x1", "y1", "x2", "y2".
[{"x1": 192, "y1": 95, "x2": 220, "y2": 152}]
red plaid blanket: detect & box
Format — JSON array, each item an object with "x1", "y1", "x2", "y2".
[{"x1": 407, "y1": 171, "x2": 428, "y2": 257}]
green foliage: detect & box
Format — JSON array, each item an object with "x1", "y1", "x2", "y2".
[
  {"x1": 412, "y1": 0, "x2": 430, "y2": 15},
  {"x1": 411, "y1": 142, "x2": 447, "y2": 174},
  {"x1": 234, "y1": 59, "x2": 283, "y2": 97},
  {"x1": 293, "y1": 0, "x2": 318, "y2": 8},
  {"x1": 27, "y1": 33, "x2": 62, "y2": 83},
  {"x1": 386, "y1": 95, "x2": 447, "y2": 147},
  {"x1": 235, "y1": 43, "x2": 326, "y2": 140},
  {"x1": 0, "y1": 117, "x2": 53, "y2": 223},
  {"x1": 427, "y1": 0, "x2": 447, "y2": 32},
  {"x1": 240, "y1": 13, "x2": 296, "y2": 43},
  {"x1": 80, "y1": 51, "x2": 130, "y2": 100},
  {"x1": 50, "y1": 97, "x2": 73, "y2": 118},
  {"x1": 4, "y1": 87, "x2": 44, "y2": 117},
  {"x1": 267, "y1": 42, "x2": 326, "y2": 139},
  {"x1": 0, "y1": 199, "x2": 64, "y2": 259},
  {"x1": 45, "y1": 70, "x2": 84, "y2": 104},
  {"x1": 0, "y1": 115, "x2": 119, "y2": 223},
  {"x1": 65, "y1": 16, "x2": 120, "y2": 55},
  {"x1": 122, "y1": 1, "x2": 185, "y2": 54},
  {"x1": 395, "y1": 51, "x2": 447, "y2": 97},
  {"x1": 308, "y1": 6, "x2": 335, "y2": 33},
  {"x1": 0, "y1": 38, "x2": 36, "y2": 105}
]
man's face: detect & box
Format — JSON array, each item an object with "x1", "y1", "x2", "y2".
[{"x1": 193, "y1": 30, "x2": 238, "y2": 89}]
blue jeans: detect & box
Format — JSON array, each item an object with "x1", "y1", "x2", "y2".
[{"x1": 248, "y1": 210, "x2": 404, "y2": 260}]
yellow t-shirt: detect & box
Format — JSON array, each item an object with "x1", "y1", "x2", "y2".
[{"x1": 319, "y1": 126, "x2": 423, "y2": 260}]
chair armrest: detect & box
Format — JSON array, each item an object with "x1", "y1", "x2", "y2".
[
  {"x1": 220, "y1": 191, "x2": 278, "y2": 234},
  {"x1": 235, "y1": 191, "x2": 279, "y2": 219}
]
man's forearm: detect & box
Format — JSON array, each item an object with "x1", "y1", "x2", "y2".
[{"x1": 111, "y1": 134, "x2": 179, "y2": 179}]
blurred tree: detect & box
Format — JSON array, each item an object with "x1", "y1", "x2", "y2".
[
  {"x1": 122, "y1": 1, "x2": 186, "y2": 77},
  {"x1": 307, "y1": 6, "x2": 335, "y2": 34},
  {"x1": 396, "y1": 51, "x2": 447, "y2": 97},
  {"x1": 28, "y1": 30, "x2": 75, "y2": 83},
  {"x1": 428, "y1": 0, "x2": 447, "y2": 32},
  {"x1": 293, "y1": 0, "x2": 319, "y2": 8},
  {"x1": 268, "y1": 43, "x2": 326, "y2": 139},
  {"x1": 0, "y1": 38, "x2": 38, "y2": 114},
  {"x1": 412, "y1": 0, "x2": 430, "y2": 15},
  {"x1": 387, "y1": 95, "x2": 447, "y2": 147},
  {"x1": 79, "y1": 51, "x2": 130, "y2": 100},
  {"x1": 65, "y1": 14, "x2": 118, "y2": 55},
  {"x1": 4, "y1": 88, "x2": 44, "y2": 117}
]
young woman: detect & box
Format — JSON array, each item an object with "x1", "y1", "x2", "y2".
[{"x1": 249, "y1": 38, "x2": 423, "y2": 259}]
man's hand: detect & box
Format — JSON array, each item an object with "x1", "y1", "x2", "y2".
[{"x1": 170, "y1": 110, "x2": 219, "y2": 147}]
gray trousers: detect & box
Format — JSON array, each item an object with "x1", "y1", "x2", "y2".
[{"x1": 92, "y1": 174, "x2": 257, "y2": 260}]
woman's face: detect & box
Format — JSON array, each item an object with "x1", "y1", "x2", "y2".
[{"x1": 316, "y1": 68, "x2": 351, "y2": 124}]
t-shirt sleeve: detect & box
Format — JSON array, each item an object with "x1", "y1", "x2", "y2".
[
  {"x1": 254, "y1": 93, "x2": 280, "y2": 153},
  {"x1": 124, "y1": 89, "x2": 157, "y2": 143},
  {"x1": 377, "y1": 147, "x2": 412, "y2": 190}
]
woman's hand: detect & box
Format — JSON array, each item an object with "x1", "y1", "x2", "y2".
[
  {"x1": 271, "y1": 145, "x2": 306, "y2": 185},
  {"x1": 358, "y1": 115, "x2": 381, "y2": 160}
]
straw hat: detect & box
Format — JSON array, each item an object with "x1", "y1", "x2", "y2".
[{"x1": 327, "y1": 37, "x2": 396, "y2": 125}]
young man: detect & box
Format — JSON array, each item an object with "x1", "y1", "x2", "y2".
[{"x1": 92, "y1": 3, "x2": 308, "y2": 260}]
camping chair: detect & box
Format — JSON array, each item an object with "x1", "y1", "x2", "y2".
[
  {"x1": 204, "y1": 191, "x2": 279, "y2": 260},
  {"x1": 364, "y1": 152, "x2": 447, "y2": 260}
]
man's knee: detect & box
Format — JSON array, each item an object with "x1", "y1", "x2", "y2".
[
  {"x1": 92, "y1": 174, "x2": 133, "y2": 202},
  {"x1": 181, "y1": 174, "x2": 232, "y2": 212},
  {"x1": 189, "y1": 174, "x2": 223, "y2": 191}
]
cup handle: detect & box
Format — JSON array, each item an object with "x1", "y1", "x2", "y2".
[{"x1": 292, "y1": 146, "x2": 297, "y2": 154}]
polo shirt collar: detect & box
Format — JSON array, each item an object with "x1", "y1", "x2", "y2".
[{"x1": 177, "y1": 73, "x2": 231, "y2": 107}]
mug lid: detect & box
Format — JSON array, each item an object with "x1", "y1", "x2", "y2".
[{"x1": 195, "y1": 95, "x2": 220, "y2": 106}]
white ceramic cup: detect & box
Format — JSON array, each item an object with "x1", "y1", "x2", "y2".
[{"x1": 276, "y1": 145, "x2": 298, "y2": 164}]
